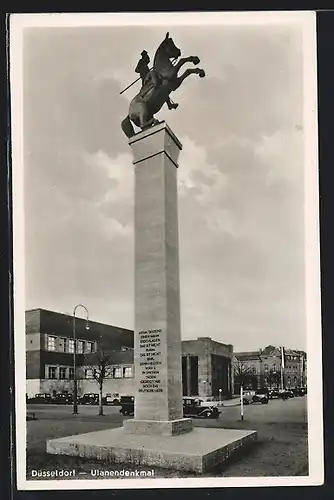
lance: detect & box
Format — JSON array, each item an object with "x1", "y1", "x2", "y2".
[
  {"x1": 119, "y1": 69, "x2": 152, "y2": 95},
  {"x1": 119, "y1": 58, "x2": 178, "y2": 95}
]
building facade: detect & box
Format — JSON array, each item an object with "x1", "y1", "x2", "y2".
[
  {"x1": 26, "y1": 308, "x2": 134, "y2": 398},
  {"x1": 182, "y1": 337, "x2": 234, "y2": 399},
  {"x1": 26, "y1": 309, "x2": 234, "y2": 400},
  {"x1": 233, "y1": 344, "x2": 307, "y2": 393}
]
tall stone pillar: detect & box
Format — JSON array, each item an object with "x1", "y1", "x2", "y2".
[
  {"x1": 47, "y1": 120, "x2": 258, "y2": 471},
  {"x1": 123, "y1": 121, "x2": 192, "y2": 437}
]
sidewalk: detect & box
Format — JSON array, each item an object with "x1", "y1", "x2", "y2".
[{"x1": 212, "y1": 398, "x2": 240, "y2": 408}]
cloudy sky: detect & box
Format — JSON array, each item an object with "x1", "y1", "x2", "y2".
[{"x1": 23, "y1": 17, "x2": 307, "y2": 352}]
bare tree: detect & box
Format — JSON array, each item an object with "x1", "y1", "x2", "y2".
[
  {"x1": 85, "y1": 345, "x2": 113, "y2": 416},
  {"x1": 233, "y1": 361, "x2": 255, "y2": 393}
]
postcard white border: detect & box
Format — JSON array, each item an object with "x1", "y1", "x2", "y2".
[{"x1": 10, "y1": 10, "x2": 323, "y2": 490}]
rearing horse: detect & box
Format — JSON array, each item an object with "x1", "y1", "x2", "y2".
[{"x1": 121, "y1": 33, "x2": 205, "y2": 138}]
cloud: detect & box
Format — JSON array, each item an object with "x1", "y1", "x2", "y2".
[
  {"x1": 23, "y1": 23, "x2": 307, "y2": 351},
  {"x1": 255, "y1": 126, "x2": 304, "y2": 187},
  {"x1": 176, "y1": 132, "x2": 305, "y2": 349}
]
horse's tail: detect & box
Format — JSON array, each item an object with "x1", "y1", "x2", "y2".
[{"x1": 121, "y1": 115, "x2": 135, "y2": 138}]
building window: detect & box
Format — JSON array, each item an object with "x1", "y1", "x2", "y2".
[
  {"x1": 47, "y1": 335, "x2": 57, "y2": 351},
  {"x1": 85, "y1": 342, "x2": 93, "y2": 353},
  {"x1": 272, "y1": 364, "x2": 276, "y2": 372},
  {"x1": 68, "y1": 339, "x2": 75, "y2": 354},
  {"x1": 69, "y1": 367, "x2": 74, "y2": 380},
  {"x1": 59, "y1": 367, "x2": 67, "y2": 380},
  {"x1": 123, "y1": 366, "x2": 133, "y2": 378},
  {"x1": 58, "y1": 338, "x2": 66, "y2": 353},
  {"x1": 47, "y1": 366, "x2": 57, "y2": 379},
  {"x1": 113, "y1": 367, "x2": 122, "y2": 378},
  {"x1": 77, "y1": 340, "x2": 84, "y2": 354},
  {"x1": 264, "y1": 364, "x2": 269, "y2": 372},
  {"x1": 85, "y1": 368, "x2": 94, "y2": 379}
]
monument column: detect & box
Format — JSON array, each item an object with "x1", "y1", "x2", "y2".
[
  {"x1": 47, "y1": 121, "x2": 257, "y2": 472},
  {"x1": 123, "y1": 121, "x2": 193, "y2": 436}
]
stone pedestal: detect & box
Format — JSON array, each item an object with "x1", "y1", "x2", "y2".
[{"x1": 122, "y1": 121, "x2": 192, "y2": 437}]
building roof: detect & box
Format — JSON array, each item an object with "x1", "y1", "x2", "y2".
[
  {"x1": 181, "y1": 337, "x2": 233, "y2": 355},
  {"x1": 25, "y1": 308, "x2": 134, "y2": 350},
  {"x1": 261, "y1": 345, "x2": 279, "y2": 356},
  {"x1": 235, "y1": 345, "x2": 306, "y2": 361},
  {"x1": 234, "y1": 351, "x2": 261, "y2": 361}
]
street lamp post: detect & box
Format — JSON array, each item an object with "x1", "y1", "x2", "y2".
[{"x1": 72, "y1": 304, "x2": 90, "y2": 415}]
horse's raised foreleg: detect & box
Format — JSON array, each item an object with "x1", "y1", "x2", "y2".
[
  {"x1": 173, "y1": 67, "x2": 205, "y2": 90},
  {"x1": 172, "y1": 56, "x2": 200, "y2": 74}
]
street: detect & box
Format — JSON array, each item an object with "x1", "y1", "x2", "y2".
[
  {"x1": 26, "y1": 397, "x2": 308, "y2": 478},
  {"x1": 27, "y1": 395, "x2": 307, "y2": 424}
]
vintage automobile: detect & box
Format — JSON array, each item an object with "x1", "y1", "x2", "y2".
[
  {"x1": 242, "y1": 389, "x2": 269, "y2": 405},
  {"x1": 279, "y1": 389, "x2": 295, "y2": 400},
  {"x1": 241, "y1": 390, "x2": 255, "y2": 405},
  {"x1": 268, "y1": 390, "x2": 280, "y2": 399},
  {"x1": 103, "y1": 393, "x2": 121, "y2": 406},
  {"x1": 253, "y1": 388, "x2": 269, "y2": 404},
  {"x1": 79, "y1": 393, "x2": 99, "y2": 405},
  {"x1": 51, "y1": 393, "x2": 73, "y2": 404},
  {"x1": 119, "y1": 396, "x2": 135, "y2": 416},
  {"x1": 292, "y1": 387, "x2": 307, "y2": 397},
  {"x1": 28, "y1": 393, "x2": 53, "y2": 404},
  {"x1": 182, "y1": 397, "x2": 220, "y2": 419}
]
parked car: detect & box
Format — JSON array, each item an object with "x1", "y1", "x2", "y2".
[
  {"x1": 119, "y1": 396, "x2": 135, "y2": 416},
  {"x1": 103, "y1": 393, "x2": 121, "y2": 406},
  {"x1": 268, "y1": 390, "x2": 280, "y2": 399},
  {"x1": 51, "y1": 393, "x2": 73, "y2": 404},
  {"x1": 253, "y1": 389, "x2": 269, "y2": 404},
  {"x1": 279, "y1": 389, "x2": 294, "y2": 400},
  {"x1": 183, "y1": 397, "x2": 220, "y2": 419},
  {"x1": 79, "y1": 393, "x2": 99, "y2": 405},
  {"x1": 241, "y1": 390, "x2": 255, "y2": 405},
  {"x1": 292, "y1": 388, "x2": 307, "y2": 397},
  {"x1": 28, "y1": 393, "x2": 53, "y2": 404},
  {"x1": 241, "y1": 390, "x2": 268, "y2": 405}
]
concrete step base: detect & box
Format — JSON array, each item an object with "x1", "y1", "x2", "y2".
[{"x1": 47, "y1": 426, "x2": 257, "y2": 474}]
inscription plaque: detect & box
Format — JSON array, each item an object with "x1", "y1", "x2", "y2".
[{"x1": 138, "y1": 329, "x2": 163, "y2": 393}]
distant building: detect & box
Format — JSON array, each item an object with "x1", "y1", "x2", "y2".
[
  {"x1": 182, "y1": 337, "x2": 234, "y2": 399},
  {"x1": 26, "y1": 308, "x2": 234, "y2": 400},
  {"x1": 233, "y1": 344, "x2": 307, "y2": 393}
]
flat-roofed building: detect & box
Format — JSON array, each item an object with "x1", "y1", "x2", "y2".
[{"x1": 26, "y1": 309, "x2": 234, "y2": 400}]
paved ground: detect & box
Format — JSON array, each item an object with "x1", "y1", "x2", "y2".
[{"x1": 26, "y1": 396, "x2": 308, "y2": 478}]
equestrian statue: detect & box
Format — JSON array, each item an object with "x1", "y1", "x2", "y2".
[{"x1": 121, "y1": 32, "x2": 205, "y2": 138}]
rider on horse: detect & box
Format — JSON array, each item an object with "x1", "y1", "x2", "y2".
[
  {"x1": 121, "y1": 33, "x2": 205, "y2": 138},
  {"x1": 135, "y1": 50, "x2": 178, "y2": 110}
]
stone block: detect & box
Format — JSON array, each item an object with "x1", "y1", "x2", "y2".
[{"x1": 47, "y1": 427, "x2": 257, "y2": 474}]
